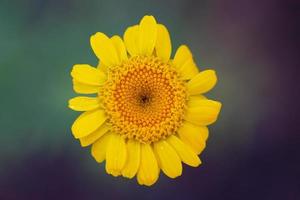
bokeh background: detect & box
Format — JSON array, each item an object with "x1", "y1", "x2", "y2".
[{"x1": 0, "y1": 0, "x2": 299, "y2": 199}]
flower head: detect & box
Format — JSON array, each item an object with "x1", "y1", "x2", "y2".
[{"x1": 69, "y1": 15, "x2": 221, "y2": 186}]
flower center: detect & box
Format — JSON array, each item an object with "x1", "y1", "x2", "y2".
[
  {"x1": 140, "y1": 94, "x2": 150, "y2": 104},
  {"x1": 101, "y1": 56, "x2": 187, "y2": 143}
]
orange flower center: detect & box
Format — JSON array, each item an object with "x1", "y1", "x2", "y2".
[{"x1": 101, "y1": 56, "x2": 187, "y2": 143}]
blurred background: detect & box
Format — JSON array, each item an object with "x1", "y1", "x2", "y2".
[{"x1": 0, "y1": 0, "x2": 299, "y2": 199}]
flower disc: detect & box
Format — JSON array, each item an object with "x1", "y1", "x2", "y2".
[{"x1": 101, "y1": 56, "x2": 187, "y2": 143}]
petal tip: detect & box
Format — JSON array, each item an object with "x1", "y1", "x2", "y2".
[{"x1": 140, "y1": 15, "x2": 157, "y2": 23}]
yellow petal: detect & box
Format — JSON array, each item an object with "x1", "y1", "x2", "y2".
[
  {"x1": 111, "y1": 35, "x2": 128, "y2": 62},
  {"x1": 167, "y1": 135, "x2": 201, "y2": 167},
  {"x1": 137, "y1": 144, "x2": 159, "y2": 186},
  {"x1": 154, "y1": 140, "x2": 182, "y2": 178},
  {"x1": 187, "y1": 70, "x2": 217, "y2": 95},
  {"x1": 123, "y1": 25, "x2": 139, "y2": 56},
  {"x1": 68, "y1": 96, "x2": 100, "y2": 111},
  {"x1": 155, "y1": 24, "x2": 171, "y2": 62},
  {"x1": 72, "y1": 79, "x2": 100, "y2": 94},
  {"x1": 179, "y1": 57, "x2": 199, "y2": 80},
  {"x1": 187, "y1": 95, "x2": 207, "y2": 107},
  {"x1": 97, "y1": 62, "x2": 108, "y2": 74},
  {"x1": 91, "y1": 132, "x2": 112, "y2": 163},
  {"x1": 105, "y1": 133, "x2": 127, "y2": 177},
  {"x1": 90, "y1": 32, "x2": 120, "y2": 66},
  {"x1": 121, "y1": 140, "x2": 140, "y2": 178},
  {"x1": 177, "y1": 121, "x2": 208, "y2": 154},
  {"x1": 173, "y1": 45, "x2": 192, "y2": 69},
  {"x1": 138, "y1": 15, "x2": 157, "y2": 55},
  {"x1": 79, "y1": 123, "x2": 110, "y2": 147},
  {"x1": 71, "y1": 109, "x2": 107, "y2": 138},
  {"x1": 185, "y1": 99, "x2": 222, "y2": 126},
  {"x1": 71, "y1": 64, "x2": 106, "y2": 86}
]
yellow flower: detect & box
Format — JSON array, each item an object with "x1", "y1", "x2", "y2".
[{"x1": 69, "y1": 15, "x2": 221, "y2": 186}]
